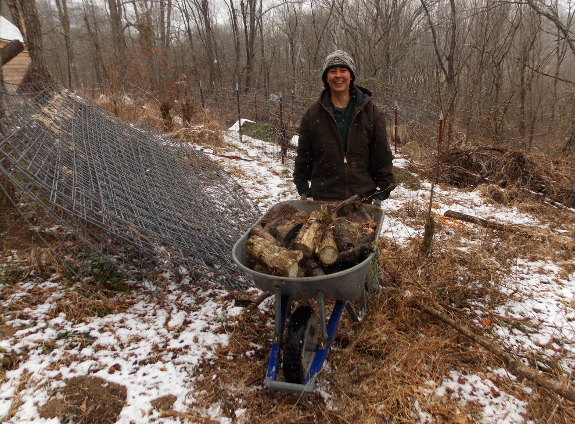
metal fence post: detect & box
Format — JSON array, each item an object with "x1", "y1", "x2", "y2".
[
  {"x1": 434, "y1": 112, "x2": 444, "y2": 184},
  {"x1": 291, "y1": 90, "x2": 295, "y2": 130},
  {"x1": 279, "y1": 94, "x2": 286, "y2": 165},
  {"x1": 199, "y1": 81, "x2": 205, "y2": 109},
  {"x1": 394, "y1": 100, "x2": 398, "y2": 154},
  {"x1": 235, "y1": 83, "x2": 242, "y2": 143},
  {"x1": 254, "y1": 91, "x2": 258, "y2": 122}
]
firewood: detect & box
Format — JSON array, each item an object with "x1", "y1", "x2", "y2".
[
  {"x1": 357, "y1": 233, "x2": 376, "y2": 246},
  {"x1": 333, "y1": 217, "x2": 363, "y2": 251},
  {"x1": 337, "y1": 243, "x2": 373, "y2": 264},
  {"x1": 354, "y1": 203, "x2": 376, "y2": 229},
  {"x1": 301, "y1": 258, "x2": 326, "y2": 277},
  {"x1": 246, "y1": 235, "x2": 303, "y2": 277},
  {"x1": 264, "y1": 217, "x2": 303, "y2": 246},
  {"x1": 327, "y1": 195, "x2": 361, "y2": 217},
  {"x1": 261, "y1": 204, "x2": 309, "y2": 226},
  {"x1": 328, "y1": 196, "x2": 376, "y2": 232},
  {"x1": 322, "y1": 263, "x2": 348, "y2": 275},
  {"x1": 293, "y1": 210, "x2": 325, "y2": 258},
  {"x1": 249, "y1": 225, "x2": 279, "y2": 245},
  {"x1": 253, "y1": 262, "x2": 271, "y2": 275},
  {"x1": 316, "y1": 226, "x2": 338, "y2": 266}
]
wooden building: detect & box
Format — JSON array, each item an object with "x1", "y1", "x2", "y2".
[{"x1": 0, "y1": 16, "x2": 30, "y2": 85}]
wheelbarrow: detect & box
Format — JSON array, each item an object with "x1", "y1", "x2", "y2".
[{"x1": 232, "y1": 200, "x2": 384, "y2": 393}]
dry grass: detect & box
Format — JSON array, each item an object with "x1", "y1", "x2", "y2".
[
  {"x1": 167, "y1": 109, "x2": 226, "y2": 149},
  {"x1": 93, "y1": 92, "x2": 226, "y2": 149}
]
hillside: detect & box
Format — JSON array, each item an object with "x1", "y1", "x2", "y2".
[{"x1": 1, "y1": 122, "x2": 574, "y2": 423}]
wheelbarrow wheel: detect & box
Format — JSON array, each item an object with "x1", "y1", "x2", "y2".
[{"x1": 283, "y1": 305, "x2": 318, "y2": 384}]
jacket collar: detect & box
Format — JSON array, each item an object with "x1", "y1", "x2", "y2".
[{"x1": 320, "y1": 85, "x2": 372, "y2": 110}]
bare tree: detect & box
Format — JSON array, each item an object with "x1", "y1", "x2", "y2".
[
  {"x1": 179, "y1": 0, "x2": 220, "y2": 87},
  {"x1": 83, "y1": 1, "x2": 108, "y2": 91},
  {"x1": 107, "y1": 0, "x2": 127, "y2": 88},
  {"x1": 55, "y1": 0, "x2": 78, "y2": 88},
  {"x1": 524, "y1": 0, "x2": 575, "y2": 58}
]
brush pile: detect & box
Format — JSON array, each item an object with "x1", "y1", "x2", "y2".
[
  {"x1": 245, "y1": 196, "x2": 379, "y2": 278},
  {"x1": 438, "y1": 147, "x2": 575, "y2": 208}
]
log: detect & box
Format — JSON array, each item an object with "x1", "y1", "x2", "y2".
[
  {"x1": 316, "y1": 226, "x2": 338, "y2": 266},
  {"x1": 444, "y1": 210, "x2": 573, "y2": 247},
  {"x1": 443, "y1": 210, "x2": 531, "y2": 237},
  {"x1": 246, "y1": 236, "x2": 303, "y2": 277},
  {"x1": 264, "y1": 217, "x2": 303, "y2": 246},
  {"x1": 354, "y1": 203, "x2": 376, "y2": 229},
  {"x1": 333, "y1": 217, "x2": 363, "y2": 251},
  {"x1": 253, "y1": 262, "x2": 271, "y2": 275},
  {"x1": 301, "y1": 258, "x2": 326, "y2": 277},
  {"x1": 357, "y1": 233, "x2": 376, "y2": 246},
  {"x1": 293, "y1": 210, "x2": 325, "y2": 258},
  {"x1": 249, "y1": 225, "x2": 279, "y2": 245},
  {"x1": 423, "y1": 305, "x2": 575, "y2": 403},
  {"x1": 337, "y1": 243, "x2": 373, "y2": 264},
  {"x1": 0, "y1": 40, "x2": 24, "y2": 66},
  {"x1": 246, "y1": 292, "x2": 273, "y2": 311},
  {"x1": 261, "y1": 203, "x2": 308, "y2": 226},
  {"x1": 328, "y1": 195, "x2": 361, "y2": 217}
]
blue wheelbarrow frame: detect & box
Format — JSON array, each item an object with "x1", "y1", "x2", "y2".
[{"x1": 232, "y1": 200, "x2": 384, "y2": 393}]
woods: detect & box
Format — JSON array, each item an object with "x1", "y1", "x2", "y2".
[{"x1": 0, "y1": 0, "x2": 573, "y2": 156}]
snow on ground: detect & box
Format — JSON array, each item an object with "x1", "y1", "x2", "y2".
[
  {"x1": 0, "y1": 123, "x2": 573, "y2": 423},
  {"x1": 0, "y1": 274, "x2": 247, "y2": 423}
]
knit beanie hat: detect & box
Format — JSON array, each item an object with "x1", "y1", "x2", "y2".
[{"x1": 322, "y1": 50, "x2": 356, "y2": 82}]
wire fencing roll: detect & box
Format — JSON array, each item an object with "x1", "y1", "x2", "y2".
[{"x1": 0, "y1": 82, "x2": 260, "y2": 289}]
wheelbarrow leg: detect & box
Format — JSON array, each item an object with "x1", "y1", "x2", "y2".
[
  {"x1": 266, "y1": 286, "x2": 290, "y2": 382},
  {"x1": 304, "y1": 297, "x2": 346, "y2": 384},
  {"x1": 345, "y1": 288, "x2": 366, "y2": 323}
]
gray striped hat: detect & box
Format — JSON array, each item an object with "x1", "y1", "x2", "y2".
[{"x1": 322, "y1": 50, "x2": 356, "y2": 82}]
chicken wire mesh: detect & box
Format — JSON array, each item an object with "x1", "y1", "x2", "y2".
[{"x1": 0, "y1": 82, "x2": 260, "y2": 290}]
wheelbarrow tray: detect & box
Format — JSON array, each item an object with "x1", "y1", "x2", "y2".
[
  {"x1": 232, "y1": 200, "x2": 384, "y2": 301},
  {"x1": 232, "y1": 200, "x2": 384, "y2": 393}
]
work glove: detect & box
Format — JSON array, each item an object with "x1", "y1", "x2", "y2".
[
  {"x1": 300, "y1": 189, "x2": 312, "y2": 201},
  {"x1": 373, "y1": 191, "x2": 390, "y2": 207}
]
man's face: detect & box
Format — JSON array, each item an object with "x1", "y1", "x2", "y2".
[{"x1": 326, "y1": 66, "x2": 351, "y2": 94}]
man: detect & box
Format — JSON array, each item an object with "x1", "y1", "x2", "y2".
[{"x1": 293, "y1": 50, "x2": 396, "y2": 204}]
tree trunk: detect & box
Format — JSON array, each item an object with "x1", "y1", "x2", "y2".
[
  {"x1": 5, "y1": 1, "x2": 26, "y2": 41},
  {"x1": 17, "y1": 0, "x2": 51, "y2": 84},
  {"x1": 107, "y1": 0, "x2": 126, "y2": 87},
  {"x1": 55, "y1": 0, "x2": 78, "y2": 89}
]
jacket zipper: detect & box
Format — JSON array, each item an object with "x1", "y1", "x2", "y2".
[{"x1": 326, "y1": 99, "x2": 363, "y2": 197}]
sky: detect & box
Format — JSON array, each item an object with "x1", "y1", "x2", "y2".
[{"x1": 0, "y1": 123, "x2": 573, "y2": 423}]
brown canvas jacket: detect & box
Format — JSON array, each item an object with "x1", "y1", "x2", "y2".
[{"x1": 293, "y1": 86, "x2": 396, "y2": 201}]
